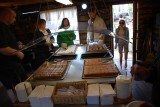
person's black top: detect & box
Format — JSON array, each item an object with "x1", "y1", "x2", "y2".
[
  {"x1": 0, "y1": 22, "x2": 27, "y2": 89},
  {"x1": 0, "y1": 22, "x2": 19, "y2": 63},
  {"x1": 33, "y1": 29, "x2": 54, "y2": 69}
]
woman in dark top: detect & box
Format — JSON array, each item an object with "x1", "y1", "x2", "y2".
[{"x1": 34, "y1": 19, "x2": 54, "y2": 69}]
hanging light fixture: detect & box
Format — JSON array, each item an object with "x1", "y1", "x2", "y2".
[
  {"x1": 55, "y1": 0, "x2": 73, "y2": 5},
  {"x1": 82, "y1": 3, "x2": 87, "y2": 10}
]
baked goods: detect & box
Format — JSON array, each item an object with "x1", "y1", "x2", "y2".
[
  {"x1": 33, "y1": 61, "x2": 69, "y2": 80},
  {"x1": 57, "y1": 45, "x2": 76, "y2": 55},
  {"x1": 86, "y1": 44, "x2": 108, "y2": 52},
  {"x1": 83, "y1": 59, "x2": 118, "y2": 77}
]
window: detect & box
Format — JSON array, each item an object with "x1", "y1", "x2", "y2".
[{"x1": 40, "y1": 6, "x2": 79, "y2": 46}]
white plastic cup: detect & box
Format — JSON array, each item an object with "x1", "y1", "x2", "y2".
[{"x1": 116, "y1": 75, "x2": 132, "y2": 99}]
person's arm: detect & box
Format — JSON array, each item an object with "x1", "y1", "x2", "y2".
[
  {"x1": 0, "y1": 47, "x2": 24, "y2": 60},
  {"x1": 57, "y1": 33, "x2": 62, "y2": 47},
  {"x1": 34, "y1": 31, "x2": 46, "y2": 45},
  {"x1": 115, "y1": 28, "x2": 119, "y2": 49},
  {"x1": 96, "y1": 17, "x2": 107, "y2": 42},
  {"x1": 126, "y1": 27, "x2": 129, "y2": 41},
  {"x1": 70, "y1": 30, "x2": 76, "y2": 40}
]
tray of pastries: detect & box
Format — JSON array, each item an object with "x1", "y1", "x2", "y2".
[
  {"x1": 55, "y1": 45, "x2": 77, "y2": 55},
  {"x1": 31, "y1": 61, "x2": 70, "y2": 80},
  {"x1": 86, "y1": 44, "x2": 109, "y2": 53},
  {"x1": 82, "y1": 58, "x2": 119, "y2": 79}
]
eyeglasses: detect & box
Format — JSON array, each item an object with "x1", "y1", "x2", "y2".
[{"x1": 119, "y1": 22, "x2": 124, "y2": 24}]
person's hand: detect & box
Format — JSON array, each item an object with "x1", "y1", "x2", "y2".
[
  {"x1": 69, "y1": 36, "x2": 72, "y2": 40},
  {"x1": 99, "y1": 35, "x2": 103, "y2": 40},
  {"x1": 18, "y1": 41, "x2": 23, "y2": 49},
  {"x1": 130, "y1": 64, "x2": 149, "y2": 81},
  {"x1": 16, "y1": 51, "x2": 24, "y2": 60}
]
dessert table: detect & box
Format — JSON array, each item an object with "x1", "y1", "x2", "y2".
[
  {"x1": 26, "y1": 45, "x2": 119, "y2": 87},
  {"x1": 14, "y1": 45, "x2": 133, "y2": 107}
]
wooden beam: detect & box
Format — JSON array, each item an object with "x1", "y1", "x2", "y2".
[{"x1": 0, "y1": 0, "x2": 55, "y2": 7}]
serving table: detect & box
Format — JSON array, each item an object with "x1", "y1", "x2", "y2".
[
  {"x1": 26, "y1": 45, "x2": 118, "y2": 87},
  {"x1": 13, "y1": 45, "x2": 133, "y2": 107}
]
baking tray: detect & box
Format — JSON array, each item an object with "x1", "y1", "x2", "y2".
[
  {"x1": 47, "y1": 54, "x2": 77, "y2": 62},
  {"x1": 27, "y1": 61, "x2": 71, "y2": 81},
  {"x1": 81, "y1": 51, "x2": 113, "y2": 59},
  {"x1": 55, "y1": 45, "x2": 77, "y2": 55},
  {"x1": 82, "y1": 59, "x2": 119, "y2": 79},
  {"x1": 86, "y1": 44, "x2": 109, "y2": 53}
]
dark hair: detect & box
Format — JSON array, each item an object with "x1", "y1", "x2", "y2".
[
  {"x1": 136, "y1": 60, "x2": 147, "y2": 67},
  {"x1": 38, "y1": 19, "x2": 46, "y2": 26},
  {"x1": 88, "y1": 7, "x2": 96, "y2": 13},
  {"x1": 59, "y1": 18, "x2": 70, "y2": 29},
  {"x1": 119, "y1": 19, "x2": 125, "y2": 24}
]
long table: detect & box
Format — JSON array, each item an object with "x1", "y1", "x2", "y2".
[
  {"x1": 14, "y1": 45, "x2": 131, "y2": 107},
  {"x1": 27, "y1": 45, "x2": 118, "y2": 87}
]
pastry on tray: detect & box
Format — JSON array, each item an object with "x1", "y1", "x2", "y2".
[{"x1": 33, "y1": 61, "x2": 69, "y2": 80}]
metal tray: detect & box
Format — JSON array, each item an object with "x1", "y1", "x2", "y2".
[
  {"x1": 47, "y1": 54, "x2": 77, "y2": 62},
  {"x1": 86, "y1": 44, "x2": 109, "y2": 53},
  {"x1": 27, "y1": 61, "x2": 71, "y2": 81},
  {"x1": 81, "y1": 51, "x2": 113, "y2": 59},
  {"x1": 82, "y1": 60, "x2": 119, "y2": 79},
  {"x1": 55, "y1": 45, "x2": 77, "y2": 55}
]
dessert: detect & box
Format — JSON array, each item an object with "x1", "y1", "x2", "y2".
[{"x1": 33, "y1": 61, "x2": 69, "y2": 79}]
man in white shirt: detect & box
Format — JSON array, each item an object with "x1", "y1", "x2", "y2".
[{"x1": 87, "y1": 7, "x2": 107, "y2": 44}]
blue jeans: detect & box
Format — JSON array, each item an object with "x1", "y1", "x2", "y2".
[{"x1": 132, "y1": 80, "x2": 152, "y2": 102}]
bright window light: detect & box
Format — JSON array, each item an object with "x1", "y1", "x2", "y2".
[
  {"x1": 55, "y1": 0, "x2": 73, "y2": 5},
  {"x1": 82, "y1": 3, "x2": 87, "y2": 9}
]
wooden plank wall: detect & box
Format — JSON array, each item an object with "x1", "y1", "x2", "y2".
[{"x1": 137, "y1": 0, "x2": 153, "y2": 60}]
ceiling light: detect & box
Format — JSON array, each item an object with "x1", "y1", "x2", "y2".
[
  {"x1": 82, "y1": 3, "x2": 87, "y2": 10},
  {"x1": 55, "y1": 0, "x2": 73, "y2": 5}
]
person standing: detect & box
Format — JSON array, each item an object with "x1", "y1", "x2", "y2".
[
  {"x1": 0, "y1": 7, "x2": 27, "y2": 89},
  {"x1": 115, "y1": 19, "x2": 129, "y2": 69},
  {"x1": 87, "y1": 7, "x2": 107, "y2": 44},
  {"x1": 57, "y1": 18, "x2": 76, "y2": 47},
  {"x1": 34, "y1": 19, "x2": 54, "y2": 69}
]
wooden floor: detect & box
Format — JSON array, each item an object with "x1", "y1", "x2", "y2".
[{"x1": 113, "y1": 49, "x2": 133, "y2": 76}]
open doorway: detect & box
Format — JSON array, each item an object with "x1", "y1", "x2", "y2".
[{"x1": 112, "y1": 3, "x2": 133, "y2": 73}]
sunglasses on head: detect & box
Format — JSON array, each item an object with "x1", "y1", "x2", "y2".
[{"x1": 119, "y1": 22, "x2": 124, "y2": 24}]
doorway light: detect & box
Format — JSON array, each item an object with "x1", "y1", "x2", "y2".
[{"x1": 55, "y1": 0, "x2": 73, "y2": 5}]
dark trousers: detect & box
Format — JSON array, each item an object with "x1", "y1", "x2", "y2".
[{"x1": 0, "y1": 61, "x2": 27, "y2": 89}]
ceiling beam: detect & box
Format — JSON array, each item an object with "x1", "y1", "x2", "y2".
[{"x1": 0, "y1": 0, "x2": 55, "y2": 7}]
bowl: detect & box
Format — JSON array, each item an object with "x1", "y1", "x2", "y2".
[{"x1": 126, "y1": 101, "x2": 154, "y2": 107}]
